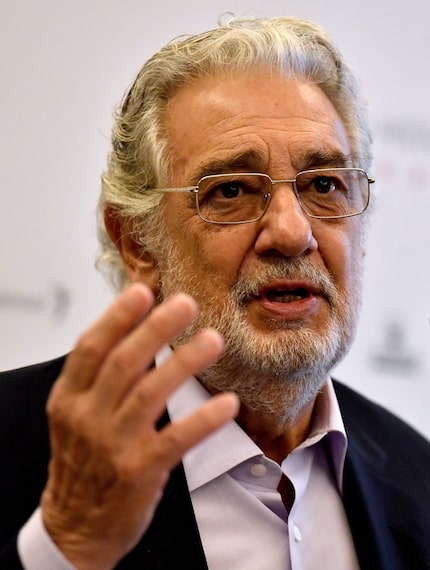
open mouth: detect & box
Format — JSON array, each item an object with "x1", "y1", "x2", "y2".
[
  {"x1": 248, "y1": 280, "x2": 320, "y2": 319},
  {"x1": 265, "y1": 288, "x2": 309, "y2": 303},
  {"x1": 251, "y1": 284, "x2": 312, "y2": 305}
]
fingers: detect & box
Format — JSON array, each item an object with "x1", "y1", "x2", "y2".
[
  {"x1": 152, "y1": 392, "x2": 240, "y2": 470},
  {"x1": 61, "y1": 285, "x2": 199, "y2": 395},
  {"x1": 62, "y1": 284, "x2": 155, "y2": 391},
  {"x1": 92, "y1": 293, "x2": 200, "y2": 407},
  {"x1": 114, "y1": 327, "x2": 225, "y2": 434},
  {"x1": 42, "y1": 391, "x2": 239, "y2": 570},
  {"x1": 42, "y1": 287, "x2": 239, "y2": 569}
]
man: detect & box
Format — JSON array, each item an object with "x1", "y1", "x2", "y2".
[{"x1": 1, "y1": 16, "x2": 429, "y2": 570}]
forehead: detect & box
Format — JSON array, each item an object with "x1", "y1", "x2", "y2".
[{"x1": 163, "y1": 70, "x2": 351, "y2": 182}]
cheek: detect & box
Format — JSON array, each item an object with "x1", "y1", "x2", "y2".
[
  {"x1": 191, "y1": 228, "x2": 252, "y2": 277},
  {"x1": 171, "y1": 218, "x2": 256, "y2": 285},
  {"x1": 317, "y1": 222, "x2": 363, "y2": 290}
]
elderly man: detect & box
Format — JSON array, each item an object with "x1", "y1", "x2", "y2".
[{"x1": 1, "y1": 16, "x2": 429, "y2": 570}]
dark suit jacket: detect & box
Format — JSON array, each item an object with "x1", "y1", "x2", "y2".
[{"x1": 0, "y1": 356, "x2": 429, "y2": 569}]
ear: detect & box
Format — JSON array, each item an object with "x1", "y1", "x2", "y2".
[{"x1": 104, "y1": 207, "x2": 160, "y2": 295}]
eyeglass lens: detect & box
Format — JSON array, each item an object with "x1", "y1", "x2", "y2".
[{"x1": 196, "y1": 170, "x2": 369, "y2": 223}]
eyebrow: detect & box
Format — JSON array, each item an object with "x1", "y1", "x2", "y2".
[
  {"x1": 298, "y1": 149, "x2": 356, "y2": 170},
  {"x1": 189, "y1": 148, "x2": 356, "y2": 183},
  {"x1": 190, "y1": 150, "x2": 266, "y2": 183}
]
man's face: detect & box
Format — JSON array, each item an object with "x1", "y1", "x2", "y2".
[{"x1": 147, "y1": 71, "x2": 364, "y2": 418}]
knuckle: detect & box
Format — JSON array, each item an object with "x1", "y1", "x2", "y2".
[
  {"x1": 47, "y1": 401, "x2": 73, "y2": 433},
  {"x1": 156, "y1": 428, "x2": 187, "y2": 459},
  {"x1": 47, "y1": 392, "x2": 95, "y2": 438},
  {"x1": 46, "y1": 385, "x2": 69, "y2": 422},
  {"x1": 108, "y1": 347, "x2": 139, "y2": 378},
  {"x1": 132, "y1": 382, "x2": 159, "y2": 409},
  {"x1": 116, "y1": 456, "x2": 142, "y2": 484},
  {"x1": 73, "y1": 332, "x2": 105, "y2": 363},
  {"x1": 114, "y1": 444, "x2": 158, "y2": 486}
]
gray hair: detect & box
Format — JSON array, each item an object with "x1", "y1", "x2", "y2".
[{"x1": 97, "y1": 16, "x2": 373, "y2": 290}]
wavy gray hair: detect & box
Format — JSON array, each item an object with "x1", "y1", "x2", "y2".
[{"x1": 97, "y1": 16, "x2": 372, "y2": 290}]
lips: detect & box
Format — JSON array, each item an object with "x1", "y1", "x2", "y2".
[
  {"x1": 255, "y1": 280, "x2": 321, "y2": 303},
  {"x1": 250, "y1": 280, "x2": 322, "y2": 320}
]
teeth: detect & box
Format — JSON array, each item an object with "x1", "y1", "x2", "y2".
[
  {"x1": 271, "y1": 294, "x2": 302, "y2": 303},
  {"x1": 266, "y1": 289, "x2": 307, "y2": 303}
]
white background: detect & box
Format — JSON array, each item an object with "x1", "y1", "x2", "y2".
[{"x1": 1, "y1": 1, "x2": 429, "y2": 437}]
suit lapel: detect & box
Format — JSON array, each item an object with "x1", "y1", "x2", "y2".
[
  {"x1": 335, "y1": 380, "x2": 430, "y2": 570},
  {"x1": 342, "y1": 436, "x2": 399, "y2": 570},
  {"x1": 335, "y1": 380, "x2": 399, "y2": 570}
]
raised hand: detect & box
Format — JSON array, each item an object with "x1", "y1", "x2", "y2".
[{"x1": 41, "y1": 284, "x2": 239, "y2": 570}]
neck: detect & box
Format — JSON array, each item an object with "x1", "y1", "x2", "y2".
[
  {"x1": 235, "y1": 398, "x2": 316, "y2": 463},
  {"x1": 199, "y1": 363, "x2": 328, "y2": 462}
]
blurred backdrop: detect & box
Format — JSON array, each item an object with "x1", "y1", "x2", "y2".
[{"x1": 1, "y1": 0, "x2": 429, "y2": 437}]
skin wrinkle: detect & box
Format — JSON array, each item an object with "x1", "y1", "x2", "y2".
[
  {"x1": 158, "y1": 234, "x2": 362, "y2": 436},
  {"x1": 32, "y1": 21, "x2": 381, "y2": 568},
  {"x1": 130, "y1": 71, "x2": 366, "y2": 447},
  {"x1": 185, "y1": 148, "x2": 357, "y2": 188},
  {"x1": 167, "y1": 93, "x2": 356, "y2": 186},
  {"x1": 97, "y1": 18, "x2": 374, "y2": 291}
]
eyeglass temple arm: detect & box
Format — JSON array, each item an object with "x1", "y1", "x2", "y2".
[{"x1": 149, "y1": 187, "x2": 199, "y2": 193}]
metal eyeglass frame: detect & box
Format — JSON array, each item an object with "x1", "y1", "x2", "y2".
[{"x1": 148, "y1": 167, "x2": 375, "y2": 225}]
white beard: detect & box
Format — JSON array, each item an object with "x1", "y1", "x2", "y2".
[{"x1": 158, "y1": 243, "x2": 362, "y2": 423}]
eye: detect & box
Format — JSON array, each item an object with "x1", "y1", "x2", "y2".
[
  {"x1": 198, "y1": 174, "x2": 264, "y2": 208},
  {"x1": 197, "y1": 174, "x2": 267, "y2": 223},
  {"x1": 313, "y1": 176, "x2": 338, "y2": 194},
  {"x1": 216, "y1": 181, "x2": 242, "y2": 199}
]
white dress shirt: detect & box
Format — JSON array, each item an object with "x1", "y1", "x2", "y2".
[
  {"x1": 163, "y1": 343, "x2": 360, "y2": 570},
  {"x1": 18, "y1": 345, "x2": 360, "y2": 569}
]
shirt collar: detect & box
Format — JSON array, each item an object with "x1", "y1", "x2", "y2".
[
  {"x1": 296, "y1": 380, "x2": 348, "y2": 492},
  {"x1": 158, "y1": 345, "x2": 347, "y2": 493}
]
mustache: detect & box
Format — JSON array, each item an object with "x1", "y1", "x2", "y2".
[{"x1": 231, "y1": 257, "x2": 337, "y2": 305}]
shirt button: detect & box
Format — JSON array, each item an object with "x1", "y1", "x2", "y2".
[
  {"x1": 250, "y1": 463, "x2": 267, "y2": 477},
  {"x1": 293, "y1": 525, "x2": 302, "y2": 542}
]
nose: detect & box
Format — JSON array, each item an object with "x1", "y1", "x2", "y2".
[{"x1": 254, "y1": 185, "x2": 318, "y2": 257}]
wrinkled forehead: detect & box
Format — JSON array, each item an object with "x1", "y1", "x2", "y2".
[{"x1": 162, "y1": 71, "x2": 352, "y2": 182}]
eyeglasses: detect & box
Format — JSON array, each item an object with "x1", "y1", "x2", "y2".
[{"x1": 149, "y1": 168, "x2": 374, "y2": 225}]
